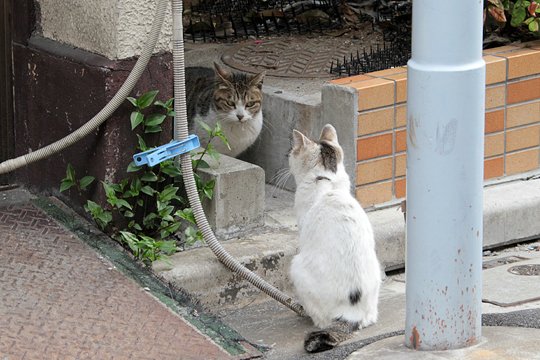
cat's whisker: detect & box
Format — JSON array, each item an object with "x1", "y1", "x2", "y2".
[{"x1": 269, "y1": 167, "x2": 290, "y2": 183}]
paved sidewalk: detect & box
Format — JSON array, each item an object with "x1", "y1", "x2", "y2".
[{"x1": 0, "y1": 189, "x2": 260, "y2": 359}]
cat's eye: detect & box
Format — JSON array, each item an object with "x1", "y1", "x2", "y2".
[
  {"x1": 246, "y1": 101, "x2": 257, "y2": 108},
  {"x1": 226, "y1": 100, "x2": 236, "y2": 108}
]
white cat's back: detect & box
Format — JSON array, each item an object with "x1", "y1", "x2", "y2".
[{"x1": 291, "y1": 185, "x2": 380, "y2": 328}]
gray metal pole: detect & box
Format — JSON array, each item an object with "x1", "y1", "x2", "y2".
[{"x1": 405, "y1": 0, "x2": 485, "y2": 350}]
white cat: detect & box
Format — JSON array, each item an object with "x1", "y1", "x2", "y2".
[{"x1": 288, "y1": 124, "x2": 381, "y2": 353}]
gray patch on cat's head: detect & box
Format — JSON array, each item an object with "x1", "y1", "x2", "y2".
[{"x1": 319, "y1": 142, "x2": 338, "y2": 173}]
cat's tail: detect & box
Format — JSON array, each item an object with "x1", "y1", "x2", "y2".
[{"x1": 304, "y1": 321, "x2": 359, "y2": 353}]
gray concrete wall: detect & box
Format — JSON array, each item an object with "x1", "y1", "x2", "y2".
[
  {"x1": 37, "y1": 0, "x2": 173, "y2": 59},
  {"x1": 241, "y1": 86, "x2": 321, "y2": 191},
  {"x1": 320, "y1": 83, "x2": 359, "y2": 189}
]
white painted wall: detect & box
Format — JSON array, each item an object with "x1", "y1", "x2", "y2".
[{"x1": 38, "y1": 0, "x2": 173, "y2": 59}]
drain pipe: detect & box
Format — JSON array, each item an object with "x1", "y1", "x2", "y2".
[
  {"x1": 170, "y1": 0, "x2": 305, "y2": 316},
  {"x1": 0, "y1": 0, "x2": 168, "y2": 175},
  {"x1": 405, "y1": 0, "x2": 485, "y2": 351}
]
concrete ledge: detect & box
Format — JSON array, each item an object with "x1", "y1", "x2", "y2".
[
  {"x1": 198, "y1": 154, "x2": 265, "y2": 237},
  {"x1": 157, "y1": 178, "x2": 540, "y2": 308},
  {"x1": 154, "y1": 230, "x2": 298, "y2": 309}
]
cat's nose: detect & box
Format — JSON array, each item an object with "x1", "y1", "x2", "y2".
[{"x1": 236, "y1": 114, "x2": 244, "y2": 121}]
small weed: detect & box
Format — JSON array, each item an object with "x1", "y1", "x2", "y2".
[{"x1": 60, "y1": 90, "x2": 228, "y2": 265}]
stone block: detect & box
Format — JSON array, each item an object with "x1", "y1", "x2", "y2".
[{"x1": 198, "y1": 154, "x2": 265, "y2": 236}]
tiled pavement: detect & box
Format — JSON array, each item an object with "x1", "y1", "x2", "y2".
[{"x1": 0, "y1": 196, "x2": 256, "y2": 360}]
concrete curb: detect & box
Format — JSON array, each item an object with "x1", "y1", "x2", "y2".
[{"x1": 155, "y1": 178, "x2": 540, "y2": 308}]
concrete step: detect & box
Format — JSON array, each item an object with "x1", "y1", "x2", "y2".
[{"x1": 155, "y1": 178, "x2": 540, "y2": 310}]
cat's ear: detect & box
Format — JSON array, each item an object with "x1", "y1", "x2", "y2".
[
  {"x1": 292, "y1": 129, "x2": 308, "y2": 151},
  {"x1": 319, "y1": 124, "x2": 338, "y2": 144},
  {"x1": 249, "y1": 71, "x2": 266, "y2": 89},
  {"x1": 214, "y1": 62, "x2": 232, "y2": 85}
]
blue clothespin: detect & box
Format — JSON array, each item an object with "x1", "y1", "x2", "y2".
[{"x1": 132, "y1": 135, "x2": 200, "y2": 167}]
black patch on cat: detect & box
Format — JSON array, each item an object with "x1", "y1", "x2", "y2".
[
  {"x1": 319, "y1": 142, "x2": 337, "y2": 173},
  {"x1": 304, "y1": 331, "x2": 338, "y2": 353},
  {"x1": 349, "y1": 289, "x2": 362, "y2": 305}
]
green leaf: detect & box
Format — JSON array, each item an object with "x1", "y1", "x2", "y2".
[
  {"x1": 102, "y1": 181, "x2": 117, "y2": 198},
  {"x1": 176, "y1": 208, "x2": 196, "y2": 224},
  {"x1": 511, "y1": 6, "x2": 527, "y2": 26},
  {"x1": 197, "y1": 120, "x2": 213, "y2": 136},
  {"x1": 136, "y1": 134, "x2": 148, "y2": 151},
  {"x1": 127, "y1": 97, "x2": 138, "y2": 107},
  {"x1": 141, "y1": 172, "x2": 158, "y2": 182},
  {"x1": 157, "y1": 239, "x2": 177, "y2": 254},
  {"x1": 127, "y1": 161, "x2": 142, "y2": 173},
  {"x1": 141, "y1": 185, "x2": 155, "y2": 195},
  {"x1": 145, "y1": 114, "x2": 167, "y2": 127},
  {"x1": 154, "y1": 100, "x2": 167, "y2": 109},
  {"x1": 66, "y1": 163, "x2": 76, "y2": 182},
  {"x1": 194, "y1": 159, "x2": 210, "y2": 169},
  {"x1": 79, "y1": 176, "x2": 95, "y2": 190},
  {"x1": 159, "y1": 186, "x2": 179, "y2": 202},
  {"x1": 137, "y1": 90, "x2": 159, "y2": 109},
  {"x1": 130, "y1": 111, "x2": 144, "y2": 130},
  {"x1": 124, "y1": 210, "x2": 135, "y2": 218},
  {"x1": 168, "y1": 110, "x2": 176, "y2": 117},
  {"x1": 529, "y1": 18, "x2": 539, "y2": 31},
  {"x1": 130, "y1": 178, "x2": 142, "y2": 194},
  {"x1": 203, "y1": 179, "x2": 215, "y2": 200},
  {"x1": 60, "y1": 179, "x2": 75, "y2": 192},
  {"x1": 160, "y1": 163, "x2": 182, "y2": 177},
  {"x1": 165, "y1": 98, "x2": 174, "y2": 109},
  {"x1": 115, "y1": 198, "x2": 133, "y2": 210},
  {"x1": 205, "y1": 143, "x2": 220, "y2": 161},
  {"x1": 144, "y1": 125, "x2": 162, "y2": 134}
]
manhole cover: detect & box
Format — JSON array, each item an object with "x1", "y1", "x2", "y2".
[
  {"x1": 508, "y1": 264, "x2": 540, "y2": 276},
  {"x1": 222, "y1": 39, "x2": 355, "y2": 78}
]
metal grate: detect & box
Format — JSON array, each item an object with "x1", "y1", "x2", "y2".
[{"x1": 185, "y1": 0, "x2": 343, "y2": 42}]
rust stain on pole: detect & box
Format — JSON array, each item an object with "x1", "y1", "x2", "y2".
[{"x1": 410, "y1": 326, "x2": 421, "y2": 350}]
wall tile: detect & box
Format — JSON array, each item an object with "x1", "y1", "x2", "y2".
[
  {"x1": 330, "y1": 75, "x2": 373, "y2": 86},
  {"x1": 358, "y1": 107, "x2": 394, "y2": 136},
  {"x1": 351, "y1": 78, "x2": 395, "y2": 111},
  {"x1": 485, "y1": 85, "x2": 506, "y2": 109},
  {"x1": 508, "y1": 77, "x2": 540, "y2": 104},
  {"x1": 395, "y1": 129, "x2": 407, "y2": 152},
  {"x1": 501, "y1": 48, "x2": 540, "y2": 79},
  {"x1": 484, "y1": 55, "x2": 507, "y2": 85},
  {"x1": 485, "y1": 109, "x2": 504, "y2": 134},
  {"x1": 485, "y1": 133, "x2": 504, "y2": 158},
  {"x1": 368, "y1": 67, "x2": 407, "y2": 77},
  {"x1": 356, "y1": 181, "x2": 393, "y2": 207},
  {"x1": 394, "y1": 177, "x2": 406, "y2": 199},
  {"x1": 357, "y1": 133, "x2": 393, "y2": 161},
  {"x1": 506, "y1": 148, "x2": 540, "y2": 175},
  {"x1": 484, "y1": 157, "x2": 504, "y2": 180},
  {"x1": 395, "y1": 153, "x2": 407, "y2": 177},
  {"x1": 506, "y1": 125, "x2": 540, "y2": 152},
  {"x1": 396, "y1": 104, "x2": 407, "y2": 128},
  {"x1": 356, "y1": 157, "x2": 393, "y2": 185},
  {"x1": 507, "y1": 101, "x2": 540, "y2": 128}
]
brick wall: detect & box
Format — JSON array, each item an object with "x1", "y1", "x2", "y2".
[{"x1": 330, "y1": 40, "x2": 540, "y2": 208}]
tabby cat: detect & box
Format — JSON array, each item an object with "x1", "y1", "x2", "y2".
[
  {"x1": 185, "y1": 63, "x2": 265, "y2": 157},
  {"x1": 288, "y1": 124, "x2": 381, "y2": 353}
]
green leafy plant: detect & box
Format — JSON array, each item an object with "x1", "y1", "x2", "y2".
[
  {"x1": 61, "y1": 90, "x2": 228, "y2": 264},
  {"x1": 485, "y1": 0, "x2": 540, "y2": 34},
  {"x1": 60, "y1": 164, "x2": 95, "y2": 193}
]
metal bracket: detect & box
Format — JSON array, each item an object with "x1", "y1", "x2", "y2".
[{"x1": 132, "y1": 135, "x2": 200, "y2": 167}]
